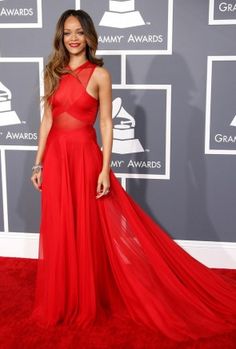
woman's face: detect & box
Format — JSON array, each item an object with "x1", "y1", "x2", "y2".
[{"x1": 63, "y1": 15, "x2": 87, "y2": 57}]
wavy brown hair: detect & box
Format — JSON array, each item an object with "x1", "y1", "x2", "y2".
[{"x1": 42, "y1": 9, "x2": 103, "y2": 106}]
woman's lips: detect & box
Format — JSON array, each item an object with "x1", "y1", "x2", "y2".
[{"x1": 69, "y1": 43, "x2": 80, "y2": 47}]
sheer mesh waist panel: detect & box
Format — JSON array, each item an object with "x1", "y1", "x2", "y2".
[{"x1": 52, "y1": 112, "x2": 91, "y2": 130}]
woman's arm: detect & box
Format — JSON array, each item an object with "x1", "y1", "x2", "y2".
[
  {"x1": 98, "y1": 67, "x2": 113, "y2": 172},
  {"x1": 95, "y1": 67, "x2": 113, "y2": 198},
  {"x1": 31, "y1": 100, "x2": 53, "y2": 191}
]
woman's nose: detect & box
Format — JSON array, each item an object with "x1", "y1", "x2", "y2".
[{"x1": 71, "y1": 33, "x2": 78, "y2": 40}]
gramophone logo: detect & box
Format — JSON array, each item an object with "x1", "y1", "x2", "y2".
[
  {"x1": 230, "y1": 115, "x2": 236, "y2": 127},
  {"x1": 205, "y1": 57, "x2": 236, "y2": 154},
  {"x1": 112, "y1": 97, "x2": 144, "y2": 154},
  {"x1": 76, "y1": 0, "x2": 172, "y2": 53},
  {"x1": 99, "y1": 0, "x2": 145, "y2": 28},
  {"x1": 0, "y1": 81, "x2": 21, "y2": 127}
]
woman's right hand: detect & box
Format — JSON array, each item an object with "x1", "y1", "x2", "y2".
[{"x1": 31, "y1": 169, "x2": 43, "y2": 191}]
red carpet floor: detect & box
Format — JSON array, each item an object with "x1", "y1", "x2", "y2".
[{"x1": 0, "y1": 256, "x2": 236, "y2": 349}]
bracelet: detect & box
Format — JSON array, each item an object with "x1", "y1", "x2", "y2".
[{"x1": 32, "y1": 164, "x2": 43, "y2": 172}]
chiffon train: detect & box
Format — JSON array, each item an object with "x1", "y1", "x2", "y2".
[{"x1": 31, "y1": 60, "x2": 236, "y2": 342}]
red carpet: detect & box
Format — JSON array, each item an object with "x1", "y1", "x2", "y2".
[{"x1": 0, "y1": 256, "x2": 236, "y2": 349}]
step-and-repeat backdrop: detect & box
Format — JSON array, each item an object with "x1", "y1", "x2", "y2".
[{"x1": 0, "y1": 0, "x2": 235, "y2": 244}]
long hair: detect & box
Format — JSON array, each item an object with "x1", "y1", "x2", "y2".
[{"x1": 42, "y1": 9, "x2": 103, "y2": 106}]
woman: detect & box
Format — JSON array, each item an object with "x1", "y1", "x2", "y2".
[{"x1": 31, "y1": 9, "x2": 236, "y2": 342}]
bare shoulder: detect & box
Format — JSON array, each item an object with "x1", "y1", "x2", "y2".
[{"x1": 93, "y1": 66, "x2": 112, "y2": 86}]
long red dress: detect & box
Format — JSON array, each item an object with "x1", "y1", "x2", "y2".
[{"x1": 31, "y1": 60, "x2": 236, "y2": 341}]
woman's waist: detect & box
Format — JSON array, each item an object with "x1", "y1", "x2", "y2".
[{"x1": 48, "y1": 123, "x2": 97, "y2": 142}]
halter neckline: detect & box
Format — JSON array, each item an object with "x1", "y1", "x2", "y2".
[{"x1": 67, "y1": 60, "x2": 90, "y2": 72}]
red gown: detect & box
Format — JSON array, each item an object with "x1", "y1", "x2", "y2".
[{"x1": 31, "y1": 60, "x2": 236, "y2": 341}]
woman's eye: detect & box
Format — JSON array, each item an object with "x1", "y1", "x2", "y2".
[{"x1": 63, "y1": 32, "x2": 83, "y2": 36}]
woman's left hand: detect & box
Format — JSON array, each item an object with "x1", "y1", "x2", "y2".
[{"x1": 96, "y1": 170, "x2": 110, "y2": 199}]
